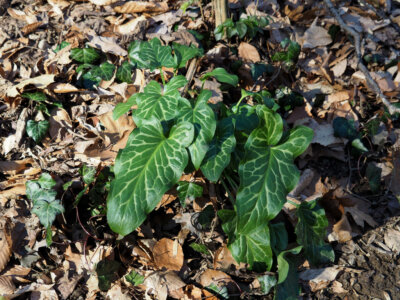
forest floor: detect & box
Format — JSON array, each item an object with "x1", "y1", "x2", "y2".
[{"x1": 0, "y1": 0, "x2": 400, "y2": 299}]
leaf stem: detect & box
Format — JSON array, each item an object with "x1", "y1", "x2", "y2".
[{"x1": 159, "y1": 67, "x2": 166, "y2": 86}]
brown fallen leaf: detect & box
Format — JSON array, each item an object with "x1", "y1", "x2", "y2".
[
  {"x1": 113, "y1": 16, "x2": 148, "y2": 35},
  {"x1": 302, "y1": 18, "x2": 332, "y2": 48},
  {"x1": 238, "y1": 42, "x2": 261, "y2": 63},
  {"x1": 330, "y1": 214, "x2": 353, "y2": 243},
  {"x1": 6, "y1": 75, "x2": 55, "y2": 98},
  {"x1": 48, "y1": 108, "x2": 73, "y2": 142},
  {"x1": 153, "y1": 238, "x2": 183, "y2": 271},
  {"x1": 86, "y1": 31, "x2": 127, "y2": 56},
  {"x1": 114, "y1": 1, "x2": 168, "y2": 14},
  {"x1": 200, "y1": 269, "x2": 237, "y2": 299},
  {"x1": 143, "y1": 270, "x2": 185, "y2": 300},
  {"x1": 0, "y1": 276, "x2": 16, "y2": 295},
  {"x1": 300, "y1": 266, "x2": 341, "y2": 292},
  {"x1": 21, "y1": 21, "x2": 43, "y2": 35},
  {"x1": 0, "y1": 228, "x2": 11, "y2": 273}
]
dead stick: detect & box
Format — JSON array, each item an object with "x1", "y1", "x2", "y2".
[{"x1": 323, "y1": 0, "x2": 400, "y2": 115}]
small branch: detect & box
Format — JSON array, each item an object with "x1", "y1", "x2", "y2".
[{"x1": 324, "y1": 0, "x2": 400, "y2": 115}]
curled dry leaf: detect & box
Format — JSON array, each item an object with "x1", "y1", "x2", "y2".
[
  {"x1": 21, "y1": 21, "x2": 43, "y2": 35},
  {"x1": 113, "y1": 16, "x2": 147, "y2": 35},
  {"x1": 7, "y1": 8, "x2": 37, "y2": 24},
  {"x1": 0, "y1": 276, "x2": 16, "y2": 295},
  {"x1": 114, "y1": 1, "x2": 168, "y2": 14},
  {"x1": 6, "y1": 74, "x2": 55, "y2": 97},
  {"x1": 87, "y1": 32, "x2": 127, "y2": 56},
  {"x1": 0, "y1": 228, "x2": 11, "y2": 273},
  {"x1": 153, "y1": 238, "x2": 184, "y2": 271},
  {"x1": 143, "y1": 271, "x2": 185, "y2": 300},
  {"x1": 199, "y1": 269, "x2": 237, "y2": 298}
]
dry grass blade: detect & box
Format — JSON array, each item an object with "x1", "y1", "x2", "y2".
[
  {"x1": 0, "y1": 276, "x2": 16, "y2": 295},
  {"x1": 0, "y1": 229, "x2": 11, "y2": 273}
]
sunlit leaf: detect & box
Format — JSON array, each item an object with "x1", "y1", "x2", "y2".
[{"x1": 26, "y1": 120, "x2": 49, "y2": 143}]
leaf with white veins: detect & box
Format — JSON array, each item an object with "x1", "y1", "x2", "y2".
[
  {"x1": 178, "y1": 90, "x2": 216, "y2": 169},
  {"x1": 135, "y1": 76, "x2": 187, "y2": 122},
  {"x1": 107, "y1": 119, "x2": 194, "y2": 235}
]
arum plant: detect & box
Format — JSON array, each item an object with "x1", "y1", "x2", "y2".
[{"x1": 107, "y1": 37, "x2": 333, "y2": 296}]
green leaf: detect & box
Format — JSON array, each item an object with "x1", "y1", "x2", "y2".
[
  {"x1": 223, "y1": 106, "x2": 313, "y2": 268},
  {"x1": 351, "y1": 138, "x2": 368, "y2": 152},
  {"x1": 38, "y1": 173, "x2": 56, "y2": 189},
  {"x1": 113, "y1": 94, "x2": 138, "y2": 120},
  {"x1": 274, "y1": 251, "x2": 301, "y2": 300},
  {"x1": 295, "y1": 200, "x2": 334, "y2": 266},
  {"x1": 32, "y1": 199, "x2": 64, "y2": 228},
  {"x1": 270, "y1": 222, "x2": 288, "y2": 254},
  {"x1": 70, "y1": 47, "x2": 100, "y2": 64},
  {"x1": 128, "y1": 38, "x2": 175, "y2": 71},
  {"x1": 80, "y1": 165, "x2": 96, "y2": 185},
  {"x1": 200, "y1": 118, "x2": 236, "y2": 182},
  {"x1": 91, "y1": 62, "x2": 116, "y2": 81},
  {"x1": 250, "y1": 63, "x2": 267, "y2": 80},
  {"x1": 22, "y1": 92, "x2": 47, "y2": 102},
  {"x1": 277, "y1": 246, "x2": 302, "y2": 284},
  {"x1": 54, "y1": 41, "x2": 70, "y2": 53},
  {"x1": 116, "y1": 61, "x2": 134, "y2": 83},
  {"x1": 107, "y1": 119, "x2": 194, "y2": 236},
  {"x1": 173, "y1": 42, "x2": 202, "y2": 69},
  {"x1": 189, "y1": 242, "x2": 209, "y2": 255},
  {"x1": 287, "y1": 41, "x2": 300, "y2": 61},
  {"x1": 258, "y1": 274, "x2": 277, "y2": 295},
  {"x1": 96, "y1": 260, "x2": 121, "y2": 291},
  {"x1": 81, "y1": 71, "x2": 102, "y2": 89},
  {"x1": 201, "y1": 68, "x2": 238, "y2": 86},
  {"x1": 206, "y1": 284, "x2": 229, "y2": 299},
  {"x1": 236, "y1": 21, "x2": 247, "y2": 39},
  {"x1": 125, "y1": 270, "x2": 144, "y2": 286},
  {"x1": 178, "y1": 90, "x2": 216, "y2": 169},
  {"x1": 177, "y1": 181, "x2": 203, "y2": 207},
  {"x1": 26, "y1": 120, "x2": 49, "y2": 143},
  {"x1": 271, "y1": 52, "x2": 288, "y2": 62},
  {"x1": 366, "y1": 163, "x2": 381, "y2": 193},
  {"x1": 135, "y1": 76, "x2": 187, "y2": 122},
  {"x1": 333, "y1": 117, "x2": 359, "y2": 140}
]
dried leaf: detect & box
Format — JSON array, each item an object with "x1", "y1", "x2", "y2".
[
  {"x1": 302, "y1": 18, "x2": 332, "y2": 48},
  {"x1": 0, "y1": 229, "x2": 11, "y2": 273},
  {"x1": 153, "y1": 238, "x2": 184, "y2": 271},
  {"x1": 238, "y1": 42, "x2": 261, "y2": 63},
  {"x1": 6, "y1": 75, "x2": 55, "y2": 97},
  {"x1": 113, "y1": 16, "x2": 147, "y2": 35},
  {"x1": 0, "y1": 276, "x2": 16, "y2": 295},
  {"x1": 114, "y1": 1, "x2": 168, "y2": 14},
  {"x1": 143, "y1": 271, "x2": 185, "y2": 300}
]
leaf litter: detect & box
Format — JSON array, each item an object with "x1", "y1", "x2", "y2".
[{"x1": 0, "y1": 0, "x2": 400, "y2": 299}]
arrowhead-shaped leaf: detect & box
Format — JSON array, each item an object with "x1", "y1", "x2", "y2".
[
  {"x1": 236, "y1": 106, "x2": 313, "y2": 232},
  {"x1": 177, "y1": 181, "x2": 203, "y2": 207},
  {"x1": 135, "y1": 76, "x2": 187, "y2": 122},
  {"x1": 91, "y1": 62, "x2": 116, "y2": 81},
  {"x1": 113, "y1": 94, "x2": 138, "y2": 120},
  {"x1": 107, "y1": 119, "x2": 194, "y2": 236},
  {"x1": 173, "y1": 42, "x2": 203, "y2": 69},
  {"x1": 200, "y1": 118, "x2": 236, "y2": 182},
  {"x1": 32, "y1": 199, "x2": 64, "y2": 228},
  {"x1": 116, "y1": 61, "x2": 134, "y2": 83},
  {"x1": 128, "y1": 38, "x2": 175, "y2": 71},
  {"x1": 26, "y1": 120, "x2": 49, "y2": 143},
  {"x1": 178, "y1": 90, "x2": 216, "y2": 169},
  {"x1": 221, "y1": 106, "x2": 313, "y2": 268},
  {"x1": 201, "y1": 68, "x2": 238, "y2": 86},
  {"x1": 295, "y1": 200, "x2": 334, "y2": 266},
  {"x1": 70, "y1": 47, "x2": 100, "y2": 64}
]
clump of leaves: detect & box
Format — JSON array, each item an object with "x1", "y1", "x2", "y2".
[
  {"x1": 106, "y1": 37, "x2": 332, "y2": 297},
  {"x1": 70, "y1": 46, "x2": 116, "y2": 89},
  {"x1": 26, "y1": 173, "x2": 64, "y2": 246},
  {"x1": 271, "y1": 38, "x2": 301, "y2": 71},
  {"x1": 214, "y1": 16, "x2": 269, "y2": 41}
]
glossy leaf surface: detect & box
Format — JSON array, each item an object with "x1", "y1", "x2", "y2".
[{"x1": 107, "y1": 119, "x2": 194, "y2": 235}]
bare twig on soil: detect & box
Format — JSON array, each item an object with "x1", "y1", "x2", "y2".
[{"x1": 324, "y1": 0, "x2": 400, "y2": 115}]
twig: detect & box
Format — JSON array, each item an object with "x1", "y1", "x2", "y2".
[{"x1": 324, "y1": 0, "x2": 400, "y2": 115}]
